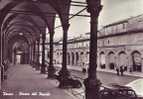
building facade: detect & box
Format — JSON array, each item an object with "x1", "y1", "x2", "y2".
[{"x1": 48, "y1": 14, "x2": 143, "y2": 73}]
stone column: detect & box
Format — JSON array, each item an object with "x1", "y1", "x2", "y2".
[
  {"x1": 34, "y1": 41, "x2": 37, "y2": 68},
  {"x1": 0, "y1": 21, "x2": 2, "y2": 90},
  {"x1": 58, "y1": 24, "x2": 70, "y2": 88},
  {"x1": 30, "y1": 45, "x2": 33, "y2": 65},
  {"x1": 36, "y1": 39, "x2": 40, "y2": 70},
  {"x1": 48, "y1": 32, "x2": 56, "y2": 78},
  {"x1": 33, "y1": 42, "x2": 36, "y2": 68},
  {"x1": 41, "y1": 33, "x2": 46, "y2": 74},
  {"x1": 84, "y1": 0, "x2": 102, "y2": 99}
]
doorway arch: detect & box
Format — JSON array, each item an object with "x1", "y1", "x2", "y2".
[
  {"x1": 118, "y1": 51, "x2": 128, "y2": 71},
  {"x1": 99, "y1": 52, "x2": 106, "y2": 69},
  {"x1": 108, "y1": 51, "x2": 115, "y2": 70},
  {"x1": 131, "y1": 51, "x2": 142, "y2": 72}
]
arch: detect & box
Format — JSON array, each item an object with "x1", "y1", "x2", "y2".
[
  {"x1": 7, "y1": 35, "x2": 30, "y2": 63},
  {"x1": 12, "y1": 41, "x2": 30, "y2": 64},
  {"x1": 118, "y1": 51, "x2": 128, "y2": 71},
  {"x1": 3, "y1": 25, "x2": 36, "y2": 51},
  {"x1": 6, "y1": 28, "x2": 35, "y2": 43},
  {"x1": 5, "y1": 27, "x2": 37, "y2": 44},
  {"x1": 4, "y1": 28, "x2": 34, "y2": 52},
  {"x1": 118, "y1": 51, "x2": 126, "y2": 55},
  {"x1": 131, "y1": 51, "x2": 142, "y2": 72},
  {"x1": 0, "y1": 2, "x2": 21, "y2": 27},
  {"x1": 7, "y1": 30, "x2": 33, "y2": 45},
  {"x1": 4, "y1": 30, "x2": 33, "y2": 61},
  {"x1": 2, "y1": 13, "x2": 41, "y2": 34},
  {"x1": 4, "y1": 19, "x2": 39, "y2": 34},
  {"x1": 0, "y1": 1, "x2": 56, "y2": 34},
  {"x1": 99, "y1": 52, "x2": 106, "y2": 69},
  {"x1": 108, "y1": 51, "x2": 115, "y2": 70},
  {"x1": 4, "y1": 21, "x2": 39, "y2": 38}
]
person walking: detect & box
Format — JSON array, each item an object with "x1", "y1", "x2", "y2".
[
  {"x1": 116, "y1": 67, "x2": 120, "y2": 76},
  {"x1": 120, "y1": 66, "x2": 124, "y2": 76}
]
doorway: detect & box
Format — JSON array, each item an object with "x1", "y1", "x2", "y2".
[
  {"x1": 16, "y1": 54, "x2": 21, "y2": 64},
  {"x1": 132, "y1": 51, "x2": 142, "y2": 72}
]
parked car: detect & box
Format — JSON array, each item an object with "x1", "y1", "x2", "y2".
[
  {"x1": 99, "y1": 83, "x2": 137, "y2": 99},
  {"x1": 126, "y1": 79, "x2": 143, "y2": 99}
]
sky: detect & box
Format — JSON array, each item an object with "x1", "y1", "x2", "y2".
[{"x1": 52, "y1": 0, "x2": 143, "y2": 40}]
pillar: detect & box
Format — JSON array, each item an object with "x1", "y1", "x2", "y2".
[
  {"x1": 58, "y1": 24, "x2": 70, "y2": 88},
  {"x1": 30, "y1": 45, "x2": 33, "y2": 65},
  {"x1": 41, "y1": 33, "x2": 46, "y2": 74},
  {"x1": 48, "y1": 32, "x2": 56, "y2": 78},
  {"x1": 35, "y1": 39, "x2": 40, "y2": 70},
  {"x1": 84, "y1": 0, "x2": 102, "y2": 99},
  {"x1": 33, "y1": 42, "x2": 36, "y2": 68},
  {"x1": 34, "y1": 41, "x2": 37, "y2": 69},
  {"x1": 0, "y1": 18, "x2": 2, "y2": 90}
]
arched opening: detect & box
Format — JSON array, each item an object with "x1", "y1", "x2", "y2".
[
  {"x1": 12, "y1": 41, "x2": 30, "y2": 64},
  {"x1": 108, "y1": 51, "x2": 115, "y2": 70},
  {"x1": 14, "y1": 50, "x2": 27, "y2": 64},
  {"x1": 118, "y1": 51, "x2": 128, "y2": 71},
  {"x1": 131, "y1": 51, "x2": 142, "y2": 72},
  {"x1": 99, "y1": 52, "x2": 106, "y2": 69}
]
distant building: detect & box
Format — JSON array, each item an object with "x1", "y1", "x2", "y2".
[{"x1": 46, "y1": 14, "x2": 143, "y2": 73}]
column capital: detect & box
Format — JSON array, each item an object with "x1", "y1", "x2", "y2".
[{"x1": 86, "y1": 0, "x2": 102, "y2": 16}]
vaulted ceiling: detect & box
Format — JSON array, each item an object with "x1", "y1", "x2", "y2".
[{"x1": 0, "y1": 0, "x2": 71, "y2": 45}]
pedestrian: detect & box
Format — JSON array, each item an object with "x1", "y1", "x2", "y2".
[
  {"x1": 129, "y1": 67, "x2": 132, "y2": 73},
  {"x1": 116, "y1": 67, "x2": 119, "y2": 76},
  {"x1": 120, "y1": 66, "x2": 124, "y2": 76},
  {"x1": 82, "y1": 62, "x2": 86, "y2": 73}
]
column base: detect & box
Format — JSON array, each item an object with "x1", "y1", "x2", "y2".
[
  {"x1": 40, "y1": 65, "x2": 46, "y2": 74},
  {"x1": 41, "y1": 70, "x2": 46, "y2": 74},
  {"x1": 32, "y1": 61, "x2": 35, "y2": 68},
  {"x1": 47, "y1": 66, "x2": 56, "y2": 79},
  {"x1": 84, "y1": 78, "x2": 101, "y2": 99},
  {"x1": 33, "y1": 62, "x2": 36, "y2": 69},
  {"x1": 35, "y1": 63, "x2": 40, "y2": 71},
  {"x1": 57, "y1": 69, "x2": 82, "y2": 88}
]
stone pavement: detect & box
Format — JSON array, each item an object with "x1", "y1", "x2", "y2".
[{"x1": 1, "y1": 64, "x2": 75, "y2": 99}]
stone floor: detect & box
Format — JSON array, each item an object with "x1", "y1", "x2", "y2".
[{"x1": 1, "y1": 64, "x2": 74, "y2": 99}]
